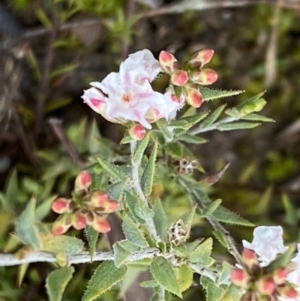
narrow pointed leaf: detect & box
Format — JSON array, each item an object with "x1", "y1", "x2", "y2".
[
  {"x1": 113, "y1": 241, "x2": 130, "y2": 267},
  {"x1": 122, "y1": 214, "x2": 149, "y2": 248},
  {"x1": 178, "y1": 134, "x2": 207, "y2": 144},
  {"x1": 241, "y1": 113, "x2": 274, "y2": 122},
  {"x1": 200, "y1": 104, "x2": 227, "y2": 128},
  {"x1": 97, "y1": 157, "x2": 123, "y2": 181},
  {"x1": 181, "y1": 206, "x2": 196, "y2": 239},
  {"x1": 153, "y1": 198, "x2": 168, "y2": 241},
  {"x1": 150, "y1": 256, "x2": 182, "y2": 298},
  {"x1": 141, "y1": 141, "x2": 158, "y2": 196},
  {"x1": 199, "y1": 87, "x2": 244, "y2": 102},
  {"x1": 179, "y1": 110, "x2": 210, "y2": 127},
  {"x1": 84, "y1": 226, "x2": 99, "y2": 259},
  {"x1": 15, "y1": 198, "x2": 42, "y2": 250},
  {"x1": 212, "y1": 230, "x2": 227, "y2": 248},
  {"x1": 125, "y1": 192, "x2": 145, "y2": 224},
  {"x1": 46, "y1": 267, "x2": 74, "y2": 301},
  {"x1": 82, "y1": 261, "x2": 127, "y2": 301},
  {"x1": 189, "y1": 238, "x2": 214, "y2": 267},
  {"x1": 164, "y1": 142, "x2": 183, "y2": 158},
  {"x1": 133, "y1": 133, "x2": 150, "y2": 165},
  {"x1": 217, "y1": 122, "x2": 260, "y2": 131},
  {"x1": 202, "y1": 199, "x2": 222, "y2": 217},
  {"x1": 200, "y1": 276, "x2": 225, "y2": 301}
]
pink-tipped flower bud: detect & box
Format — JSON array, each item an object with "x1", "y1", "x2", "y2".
[
  {"x1": 52, "y1": 214, "x2": 72, "y2": 236},
  {"x1": 192, "y1": 68, "x2": 218, "y2": 85},
  {"x1": 71, "y1": 210, "x2": 87, "y2": 230},
  {"x1": 129, "y1": 124, "x2": 146, "y2": 140},
  {"x1": 242, "y1": 248, "x2": 259, "y2": 270},
  {"x1": 91, "y1": 216, "x2": 111, "y2": 233},
  {"x1": 273, "y1": 267, "x2": 288, "y2": 285},
  {"x1": 104, "y1": 200, "x2": 119, "y2": 213},
  {"x1": 188, "y1": 49, "x2": 215, "y2": 68},
  {"x1": 256, "y1": 276, "x2": 276, "y2": 295},
  {"x1": 186, "y1": 87, "x2": 203, "y2": 108},
  {"x1": 159, "y1": 51, "x2": 179, "y2": 73},
  {"x1": 75, "y1": 171, "x2": 92, "y2": 191},
  {"x1": 90, "y1": 191, "x2": 109, "y2": 208},
  {"x1": 278, "y1": 285, "x2": 298, "y2": 299},
  {"x1": 171, "y1": 70, "x2": 189, "y2": 86},
  {"x1": 51, "y1": 198, "x2": 70, "y2": 214},
  {"x1": 230, "y1": 268, "x2": 249, "y2": 287}
]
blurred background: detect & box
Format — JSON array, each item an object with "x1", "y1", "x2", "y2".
[{"x1": 1, "y1": 0, "x2": 300, "y2": 300}]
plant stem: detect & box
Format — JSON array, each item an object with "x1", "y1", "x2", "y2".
[{"x1": 130, "y1": 141, "x2": 161, "y2": 243}]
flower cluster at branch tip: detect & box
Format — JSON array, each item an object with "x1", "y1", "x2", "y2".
[
  {"x1": 82, "y1": 48, "x2": 218, "y2": 140},
  {"x1": 231, "y1": 226, "x2": 300, "y2": 301},
  {"x1": 51, "y1": 171, "x2": 119, "y2": 236}
]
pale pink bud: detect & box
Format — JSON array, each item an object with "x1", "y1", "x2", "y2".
[
  {"x1": 72, "y1": 211, "x2": 87, "y2": 230},
  {"x1": 75, "y1": 171, "x2": 92, "y2": 191},
  {"x1": 278, "y1": 285, "x2": 298, "y2": 298},
  {"x1": 171, "y1": 70, "x2": 189, "y2": 86},
  {"x1": 230, "y1": 268, "x2": 249, "y2": 287},
  {"x1": 256, "y1": 276, "x2": 276, "y2": 295},
  {"x1": 52, "y1": 214, "x2": 72, "y2": 236},
  {"x1": 51, "y1": 198, "x2": 70, "y2": 214},
  {"x1": 188, "y1": 49, "x2": 215, "y2": 68},
  {"x1": 192, "y1": 68, "x2": 218, "y2": 85},
  {"x1": 186, "y1": 87, "x2": 203, "y2": 108},
  {"x1": 159, "y1": 51, "x2": 178, "y2": 73},
  {"x1": 273, "y1": 267, "x2": 288, "y2": 285},
  {"x1": 104, "y1": 200, "x2": 119, "y2": 213},
  {"x1": 91, "y1": 216, "x2": 111, "y2": 233},
  {"x1": 242, "y1": 248, "x2": 259, "y2": 270},
  {"x1": 129, "y1": 124, "x2": 146, "y2": 140},
  {"x1": 90, "y1": 191, "x2": 109, "y2": 208}
]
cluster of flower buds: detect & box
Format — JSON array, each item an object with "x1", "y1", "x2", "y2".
[
  {"x1": 231, "y1": 248, "x2": 298, "y2": 301},
  {"x1": 159, "y1": 49, "x2": 218, "y2": 108},
  {"x1": 51, "y1": 171, "x2": 119, "y2": 236}
]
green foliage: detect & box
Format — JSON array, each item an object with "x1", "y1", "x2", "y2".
[
  {"x1": 46, "y1": 267, "x2": 74, "y2": 301},
  {"x1": 82, "y1": 261, "x2": 127, "y2": 301},
  {"x1": 84, "y1": 227, "x2": 99, "y2": 259},
  {"x1": 200, "y1": 276, "x2": 225, "y2": 301}
]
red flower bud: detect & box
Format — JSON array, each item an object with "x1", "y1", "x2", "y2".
[
  {"x1": 256, "y1": 276, "x2": 276, "y2": 295},
  {"x1": 278, "y1": 284, "x2": 298, "y2": 299},
  {"x1": 242, "y1": 248, "x2": 259, "y2": 270},
  {"x1": 159, "y1": 51, "x2": 178, "y2": 73},
  {"x1": 192, "y1": 68, "x2": 218, "y2": 85},
  {"x1": 75, "y1": 171, "x2": 92, "y2": 191},
  {"x1": 91, "y1": 216, "x2": 111, "y2": 233},
  {"x1": 273, "y1": 267, "x2": 288, "y2": 285},
  {"x1": 90, "y1": 191, "x2": 109, "y2": 208},
  {"x1": 105, "y1": 200, "x2": 119, "y2": 213},
  {"x1": 230, "y1": 268, "x2": 249, "y2": 287},
  {"x1": 171, "y1": 70, "x2": 189, "y2": 86},
  {"x1": 189, "y1": 49, "x2": 215, "y2": 68},
  {"x1": 51, "y1": 198, "x2": 70, "y2": 214},
  {"x1": 72, "y1": 211, "x2": 87, "y2": 230},
  {"x1": 52, "y1": 214, "x2": 72, "y2": 236},
  {"x1": 186, "y1": 87, "x2": 203, "y2": 108},
  {"x1": 129, "y1": 124, "x2": 146, "y2": 141}
]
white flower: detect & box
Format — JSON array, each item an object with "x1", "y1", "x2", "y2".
[{"x1": 242, "y1": 226, "x2": 288, "y2": 267}]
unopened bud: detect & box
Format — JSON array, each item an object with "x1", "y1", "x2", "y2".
[
  {"x1": 240, "y1": 98, "x2": 266, "y2": 116},
  {"x1": 230, "y1": 268, "x2": 249, "y2": 287},
  {"x1": 273, "y1": 267, "x2": 288, "y2": 285},
  {"x1": 90, "y1": 191, "x2": 109, "y2": 207},
  {"x1": 91, "y1": 216, "x2": 111, "y2": 233},
  {"x1": 159, "y1": 51, "x2": 179, "y2": 73},
  {"x1": 52, "y1": 214, "x2": 72, "y2": 236},
  {"x1": 278, "y1": 284, "x2": 298, "y2": 299},
  {"x1": 72, "y1": 210, "x2": 87, "y2": 230},
  {"x1": 256, "y1": 276, "x2": 276, "y2": 295},
  {"x1": 75, "y1": 171, "x2": 92, "y2": 191},
  {"x1": 171, "y1": 70, "x2": 189, "y2": 86},
  {"x1": 242, "y1": 248, "x2": 259, "y2": 270},
  {"x1": 186, "y1": 87, "x2": 203, "y2": 108},
  {"x1": 188, "y1": 49, "x2": 215, "y2": 68},
  {"x1": 51, "y1": 198, "x2": 70, "y2": 214},
  {"x1": 129, "y1": 124, "x2": 146, "y2": 140},
  {"x1": 192, "y1": 68, "x2": 218, "y2": 85}
]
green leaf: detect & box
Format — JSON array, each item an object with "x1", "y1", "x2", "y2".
[
  {"x1": 113, "y1": 242, "x2": 130, "y2": 267},
  {"x1": 219, "y1": 262, "x2": 232, "y2": 285},
  {"x1": 153, "y1": 198, "x2": 168, "y2": 241},
  {"x1": 178, "y1": 133, "x2": 207, "y2": 144},
  {"x1": 212, "y1": 230, "x2": 227, "y2": 248},
  {"x1": 41, "y1": 234, "x2": 84, "y2": 255},
  {"x1": 189, "y1": 238, "x2": 214, "y2": 267},
  {"x1": 50, "y1": 62, "x2": 79, "y2": 78},
  {"x1": 200, "y1": 276, "x2": 225, "y2": 301},
  {"x1": 150, "y1": 256, "x2": 182, "y2": 298},
  {"x1": 125, "y1": 192, "x2": 145, "y2": 224},
  {"x1": 84, "y1": 226, "x2": 99, "y2": 259},
  {"x1": 217, "y1": 122, "x2": 260, "y2": 131},
  {"x1": 4, "y1": 169, "x2": 18, "y2": 213},
  {"x1": 140, "y1": 280, "x2": 159, "y2": 288},
  {"x1": 141, "y1": 141, "x2": 158, "y2": 196},
  {"x1": 241, "y1": 113, "x2": 274, "y2": 122},
  {"x1": 200, "y1": 104, "x2": 227, "y2": 128},
  {"x1": 82, "y1": 261, "x2": 127, "y2": 301},
  {"x1": 122, "y1": 214, "x2": 149, "y2": 248},
  {"x1": 199, "y1": 87, "x2": 244, "y2": 102},
  {"x1": 212, "y1": 205, "x2": 254, "y2": 226},
  {"x1": 177, "y1": 264, "x2": 193, "y2": 292},
  {"x1": 15, "y1": 198, "x2": 42, "y2": 250},
  {"x1": 164, "y1": 141, "x2": 183, "y2": 158},
  {"x1": 178, "y1": 110, "x2": 210, "y2": 127},
  {"x1": 202, "y1": 199, "x2": 222, "y2": 217},
  {"x1": 105, "y1": 181, "x2": 124, "y2": 201},
  {"x1": 97, "y1": 157, "x2": 123, "y2": 181},
  {"x1": 133, "y1": 133, "x2": 150, "y2": 165},
  {"x1": 46, "y1": 267, "x2": 74, "y2": 301},
  {"x1": 181, "y1": 206, "x2": 196, "y2": 239}
]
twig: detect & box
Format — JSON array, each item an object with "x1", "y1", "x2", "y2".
[
  {"x1": 47, "y1": 118, "x2": 84, "y2": 169},
  {"x1": 0, "y1": 248, "x2": 167, "y2": 266}
]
